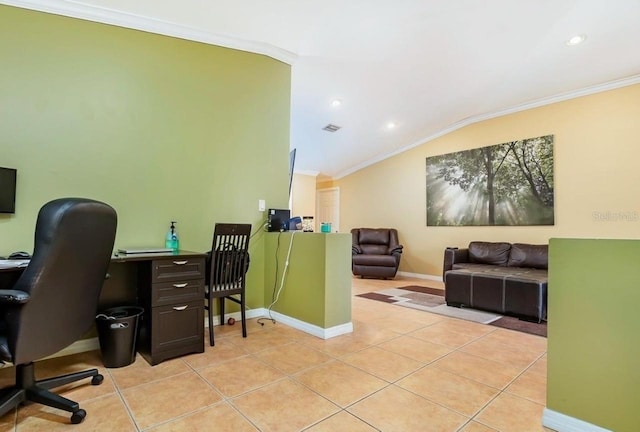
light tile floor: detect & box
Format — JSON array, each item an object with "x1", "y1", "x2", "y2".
[{"x1": 0, "y1": 276, "x2": 553, "y2": 431}]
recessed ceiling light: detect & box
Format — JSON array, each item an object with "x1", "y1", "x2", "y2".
[
  {"x1": 566, "y1": 34, "x2": 586, "y2": 46},
  {"x1": 331, "y1": 99, "x2": 342, "y2": 107},
  {"x1": 386, "y1": 122, "x2": 396, "y2": 130}
]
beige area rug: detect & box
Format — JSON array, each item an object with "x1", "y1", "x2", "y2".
[{"x1": 357, "y1": 285, "x2": 547, "y2": 337}]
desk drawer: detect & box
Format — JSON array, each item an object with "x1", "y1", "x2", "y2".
[
  {"x1": 152, "y1": 258, "x2": 205, "y2": 283},
  {"x1": 152, "y1": 300, "x2": 204, "y2": 353},
  {"x1": 152, "y1": 280, "x2": 203, "y2": 306}
]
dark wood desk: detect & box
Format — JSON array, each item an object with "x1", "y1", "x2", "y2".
[
  {"x1": 105, "y1": 250, "x2": 206, "y2": 365},
  {"x1": 1, "y1": 251, "x2": 206, "y2": 366}
]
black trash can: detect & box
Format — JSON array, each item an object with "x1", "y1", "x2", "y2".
[{"x1": 95, "y1": 306, "x2": 144, "y2": 368}]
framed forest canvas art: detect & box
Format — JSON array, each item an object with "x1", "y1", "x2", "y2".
[{"x1": 426, "y1": 135, "x2": 554, "y2": 226}]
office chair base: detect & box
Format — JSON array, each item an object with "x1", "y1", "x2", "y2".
[{"x1": 0, "y1": 362, "x2": 103, "y2": 424}]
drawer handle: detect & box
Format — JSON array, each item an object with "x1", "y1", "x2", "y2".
[
  {"x1": 173, "y1": 305, "x2": 188, "y2": 311},
  {"x1": 173, "y1": 283, "x2": 188, "y2": 288},
  {"x1": 173, "y1": 260, "x2": 188, "y2": 265}
]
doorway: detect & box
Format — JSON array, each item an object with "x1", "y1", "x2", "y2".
[{"x1": 316, "y1": 187, "x2": 340, "y2": 232}]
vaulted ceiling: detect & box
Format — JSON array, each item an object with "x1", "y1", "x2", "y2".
[{"x1": 7, "y1": 0, "x2": 640, "y2": 179}]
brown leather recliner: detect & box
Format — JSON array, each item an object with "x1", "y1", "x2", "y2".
[{"x1": 351, "y1": 228, "x2": 403, "y2": 279}]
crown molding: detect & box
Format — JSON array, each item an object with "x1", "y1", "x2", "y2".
[
  {"x1": 293, "y1": 169, "x2": 320, "y2": 177},
  {"x1": 333, "y1": 74, "x2": 640, "y2": 180},
  {"x1": 0, "y1": 0, "x2": 298, "y2": 65}
]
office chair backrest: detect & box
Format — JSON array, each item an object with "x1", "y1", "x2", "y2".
[{"x1": 7, "y1": 198, "x2": 117, "y2": 364}]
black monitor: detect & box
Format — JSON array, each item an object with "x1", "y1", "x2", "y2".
[
  {"x1": 0, "y1": 167, "x2": 17, "y2": 214},
  {"x1": 267, "y1": 208, "x2": 291, "y2": 232}
]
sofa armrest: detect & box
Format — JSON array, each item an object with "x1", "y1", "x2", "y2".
[
  {"x1": 352, "y1": 246, "x2": 362, "y2": 255},
  {"x1": 443, "y1": 247, "x2": 469, "y2": 277}
]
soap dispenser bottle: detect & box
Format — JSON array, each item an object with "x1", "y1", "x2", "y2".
[{"x1": 165, "y1": 221, "x2": 179, "y2": 251}]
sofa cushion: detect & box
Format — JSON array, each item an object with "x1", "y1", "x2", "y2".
[
  {"x1": 445, "y1": 268, "x2": 547, "y2": 321},
  {"x1": 508, "y1": 243, "x2": 548, "y2": 269},
  {"x1": 451, "y1": 263, "x2": 499, "y2": 272},
  {"x1": 468, "y1": 241, "x2": 511, "y2": 266},
  {"x1": 449, "y1": 265, "x2": 548, "y2": 281},
  {"x1": 352, "y1": 254, "x2": 397, "y2": 267}
]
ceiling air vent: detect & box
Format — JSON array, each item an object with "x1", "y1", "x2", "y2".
[{"x1": 322, "y1": 124, "x2": 341, "y2": 132}]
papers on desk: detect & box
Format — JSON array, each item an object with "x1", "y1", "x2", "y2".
[{"x1": 0, "y1": 259, "x2": 30, "y2": 269}]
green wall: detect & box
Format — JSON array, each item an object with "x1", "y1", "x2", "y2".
[
  {"x1": 548, "y1": 238, "x2": 640, "y2": 432},
  {"x1": 324, "y1": 233, "x2": 353, "y2": 327},
  {"x1": 264, "y1": 232, "x2": 352, "y2": 328},
  {"x1": 0, "y1": 5, "x2": 292, "y2": 308}
]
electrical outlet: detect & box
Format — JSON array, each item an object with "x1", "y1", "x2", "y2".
[{"x1": 258, "y1": 199, "x2": 266, "y2": 212}]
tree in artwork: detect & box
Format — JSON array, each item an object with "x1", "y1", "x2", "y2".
[{"x1": 426, "y1": 135, "x2": 554, "y2": 226}]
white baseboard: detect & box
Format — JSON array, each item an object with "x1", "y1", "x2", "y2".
[
  {"x1": 19, "y1": 307, "x2": 348, "y2": 366},
  {"x1": 44, "y1": 308, "x2": 267, "y2": 360},
  {"x1": 266, "y1": 311, "x2": 353, "y2": 339},
  {"x1": 543, "y1": 408, "x2": 613, "y2": 432},
  {"x1": 207, "y1": 308, "x2": 352, "y2": 339},
  {"x1": 205, "y1": 307, "x2": 267, "y2": 327},
  {"x1": 35, "y1": 308, "x2": 262, "y2": 361},
  {"x1": 322, "y1": 321, "x2": 354, "y2": 339},
  {"x1": 397, "y1": 271, "x2": 443, "y2": 282}
]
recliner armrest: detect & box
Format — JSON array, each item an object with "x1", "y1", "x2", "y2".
[
  {"x1": 352, "y1": 246, "x2": 362, "y2": 255},
  {"x1": 0, "y1": 289, "x2": 30, "y2": 304},
  {"x1": 443, "y1": 248, "x2": 469, "y2": 277},
  {"x1": 390, "y1": 245, "x2": 403, "y2": 255}
]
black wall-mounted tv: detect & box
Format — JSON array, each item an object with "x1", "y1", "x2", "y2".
[
  {"x1": 0, "y1": 167, "x2": 17, "y2": 214},
  {"x1": 288, "y1": 148, "x2": 296, "y2": 197}
]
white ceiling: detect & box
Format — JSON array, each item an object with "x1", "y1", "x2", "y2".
[{"x1": 8, "y1": 0, "x2": 640, "y2": 179}]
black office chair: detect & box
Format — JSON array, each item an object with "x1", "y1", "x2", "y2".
[
  {"x1": 0, "y1": 198, "x2": 117, "y2": 424},
  {"x1": 205, "y1": 223, "x2": 251, "y2": 346}
]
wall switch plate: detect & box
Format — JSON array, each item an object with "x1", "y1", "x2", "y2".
[{"x1": 258, "y1": 199, "x2": 266, "y2": 212}]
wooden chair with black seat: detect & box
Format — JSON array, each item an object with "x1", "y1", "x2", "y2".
[
  {"x1": 204, "y1": 223, "x2": 251, "y2": 346},
  {"x1": 0, "y1": 198, "x2": 117, "y2": 424}
]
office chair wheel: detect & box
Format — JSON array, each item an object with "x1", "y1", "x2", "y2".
[
  {"x1": 70, "y1": 409, "x2": 86, "y2": 424},
  {"x1": 91, "y1": 374, "x2": 104, "y2": 385}
]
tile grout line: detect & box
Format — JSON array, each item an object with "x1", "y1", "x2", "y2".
[
  {"x1": 104, "y1": 365, "x2": 142, "y2": 432},
  {"x1": 353, "y1": 301, "x2": 548, "y2": 429}
]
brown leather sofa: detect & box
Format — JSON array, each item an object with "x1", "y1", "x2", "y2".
[
  {"x1": 351, "y1": 228, "x2": 403, "y2": 279},
  {"x1": 443, "y1": 241, "x2": 547, "y2": 322}
]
